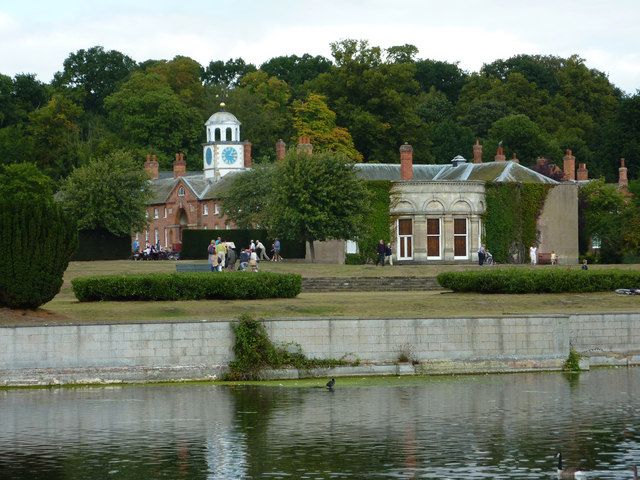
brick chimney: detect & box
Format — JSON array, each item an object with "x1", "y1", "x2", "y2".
[
  {"x1": 618, "y1": 158, "x2": 628, "y2": 190},
  {"x1": 577, "y1": 163, "x2": 588, "y2": 181},
  {"x1": 494, "y1": 143, "x2": 506, "y2": 162},
  {"x1": 243, "y1": 141, "x2": 252, "y2": 168},
  {"x1": 511, "y1": 152, "x2": 519, "y2": 164},
  {"x1": 144, "y1": 153, "x2": 159, "y2": 180},
  {"x1": 297, "y1": 136, "x2": 313, "y2": 155},
  {"x1": 563, "y1": 149, "x2": 576, "y2": 181},
  {"x1": 473, "y1": 139, "x2": 483, "y2": 164},
  {"x1": 400, "y1": 142, "x2": 413, "y2": 180},
  {"x1": 173, "y1": 152, "x2": 186, "y2": 178},
  {"x1": 276, "y1": 139, "x2": 286, "y2": 161}
]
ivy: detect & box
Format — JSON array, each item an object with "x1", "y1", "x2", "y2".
[
  {"x1": 483, "y1": 182, "x2": 551, "y2": 263},
  {"x1": 353, "y1": 181, "x2": 391, "y2": 263}
]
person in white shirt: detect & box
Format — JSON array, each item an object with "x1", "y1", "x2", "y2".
[
  {"x1": 249, "y1": 249, "x2": 259, "y2": 272},
  {"x1": 529, "y1": 245, "x2": 538, "y2": 266},
  {"x1": 256, "y1": 240, "x2": 270, "y2": 260}
]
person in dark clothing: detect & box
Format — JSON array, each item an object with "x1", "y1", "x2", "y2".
[
  {"x1": 478, "y1": 244, "x2": 486, "y2": 266},
  {"x1": 376, "y1": 239, "x2": 386, "y2": 266}
]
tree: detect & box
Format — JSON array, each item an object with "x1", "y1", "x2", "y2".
[
  {"x1": 414, "y1": 59, "x2": 467, "y2": 101},
  {"x1": 486, "y1": 114, "x2": 559, "y2": 165},
  {"x1": 386, "y1": 44, "x2": 419, "y2": 64},
  {"x1": 0, "y1": 164, "x2": 77, "y2": 309},
  {"x1": 104, "y1": 72, "x2": 203, "y2": 166},
  {"x1": 260, "y1": 54, "x2": 331, "y2": 92},
  {"x1": 222, "y1": 150, "x2": 372, "y2": 261},
  {"x1": 291, "y1": 93, "x2": 362, "y2": 161},
  {"x1": 268, "y1": 150, "x2": 371, "y2": 261},
  {"x1": 58, "y1": 150, "x2": 151, "y2": 236},
  {"x1": 147, "y1": 56, "x2": 207, "y2": 111},
  {"x1": 202, "y1": 58, "x2": 256, "y2": 89},
  {"x1": 52, "y1": 46, "x2": 137, "y2": 113}
]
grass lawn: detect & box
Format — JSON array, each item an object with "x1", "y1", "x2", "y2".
[{"x1": 0, "y1": 260, "x2": 630, "y2": 326}]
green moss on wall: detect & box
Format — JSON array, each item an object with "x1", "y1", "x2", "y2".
[{"x1": 483, "y1": 183, "x2": 551, "y2": 263}]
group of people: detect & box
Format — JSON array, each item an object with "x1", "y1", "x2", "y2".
[
  {"x1": 376, "y1": 240, "x2": 394, "y2": 266},
  {"x1": 477, "y1": 245, "x2": 494, "y2": 266},
  {"x1": 132, "y1": 239, "x2": 177, "y2": 260},
  {"x1": 207, "y1": 237, "x2": 282, "y2": 272}
]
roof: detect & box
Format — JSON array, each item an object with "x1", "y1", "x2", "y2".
[
  {"x1": 147, "y1": 171, "x2": 242, "y2": 205},
  {"x1": 354, "y1": 161, "x2": 558, "y2": 184},
  {"x1": 205, "y1": 110, "x2": 240, "y2": 126}
]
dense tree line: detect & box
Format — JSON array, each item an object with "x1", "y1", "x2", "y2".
[{"x1": 1, "y1": 41, "x2": 638, "y2": 183}]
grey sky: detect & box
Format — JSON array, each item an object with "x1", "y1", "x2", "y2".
[{"x1": 1, "y1": 0, "x2": 639, "y2": 92}]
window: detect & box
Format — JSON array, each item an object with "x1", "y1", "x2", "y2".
[
  {"x1": 426, "y1": 218, "x2": 441, "y2": 259},
  {"x1": 164, "y1": 228, "x2": 168, "y2": 248},
  {"x1": 214, "y1": 203, "x2": 220, "y2": 215},
  {"x1": 145, "y1": 230, "x2": 149, "y2": 242},
  {"x1": 178, "y1": 187, "x2": 185, "y2": 197},
  {"x1": 154, "y1": 208, "x2": 159, "y2": 219},
  {"x1": 214, "y1": 224, "x2": 219, "y2": 230},
  {"x1": 454, "y1": 218, "x2": 468, "y2": 259},
  {"x1": 164, "y1": 208, "x2": 167, "y2": 219},
  {"x1": 154, "y1": 229, "x2": 159, "y2": 245},
  {"x1": 203, "y1": 204, "x2": 209, "y2": 216},
  {"x1": 225, "y1": 223, "x2": 230, "y2": 230},
  {"x1": 145, "y1": 210, "x2": 149, "y2": 219},
  {"x1": 397, "y1": 219, "x2": 413, "y2": 260},
  {"x1": 591, "y1": 235, "x2": 601, "y2": 249}
]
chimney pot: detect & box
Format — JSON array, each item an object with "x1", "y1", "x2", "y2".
[
  {"x1": 473, "y1": 139, "x2": 483, "y2": 164},
  {"x1": 400, "y1": 143, "x2": 413, "y2": 180},
  {"x1": 276, "y1": 139, "x2": 286, "y2": 161},
  {"x1": 563, "y1": 149, "x2": 576, "y2": 181}
]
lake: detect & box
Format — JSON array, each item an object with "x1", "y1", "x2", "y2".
[{"x1": 0, "y1": 368, "x2": 638, "y2": 479}]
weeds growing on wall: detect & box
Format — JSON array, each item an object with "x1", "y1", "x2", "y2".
[
  {"x1": 483, "y1": 183, "x2": 551, "y2": 263},
  {"x1": 563, "y1": 346, "x2": 583, "y2": 372},
  {"x1": 227, "y1": 314, "x2": 358, "y2": 380}
]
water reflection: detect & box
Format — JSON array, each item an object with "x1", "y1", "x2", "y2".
[{"x1": 0, "y1": 368, "x2": 638, "y2": 479}]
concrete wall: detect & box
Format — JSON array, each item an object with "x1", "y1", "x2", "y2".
[
  {"x1": 0, "y1": 313, "x2": 638, "y2": 385},
  {"x1": 305, "y1": 239, "x2": 346, "y2": 264},
  {"x1": 537, "y1": 183, "x2": 579, "y2": 264}
]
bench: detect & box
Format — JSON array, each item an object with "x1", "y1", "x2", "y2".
[
  {"x1": 175, "y1": 263, "x2": 211, "y2": 272},
  {"x1": 537, "y1": 252, "x2": 557, "y2": 265}
]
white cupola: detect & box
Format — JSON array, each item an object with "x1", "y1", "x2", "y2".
[{"x1": 202, "y1": 103, "x2": 251, "y2": 178}]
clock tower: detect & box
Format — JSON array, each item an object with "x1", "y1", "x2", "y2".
[{"x1": 202, "y1": 103, "x2": 252, "y2": 178}]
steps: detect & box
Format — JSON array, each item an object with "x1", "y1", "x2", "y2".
[{"x1": 302, "y1": 276, "x2": 441, "y2": 292}]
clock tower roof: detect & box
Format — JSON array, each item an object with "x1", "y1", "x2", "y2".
[{"x1": 205, "y1": 110, "x2": 241, "y2": 127}]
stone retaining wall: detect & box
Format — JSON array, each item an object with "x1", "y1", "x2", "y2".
[{"x1": 0, "y1": 313, "x2": 638, "y2": 385}]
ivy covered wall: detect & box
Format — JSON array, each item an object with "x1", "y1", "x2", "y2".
[
  {"x1": 354, "y1": 181, "x2": 391, "y2": 263},
  {"x1": 483, "y1": 183, "x2": 551, "y2": 263}
]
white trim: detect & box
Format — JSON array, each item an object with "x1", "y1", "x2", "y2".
[
  {"x1": 396, "y1": 218, "x2": 413, "y2": 260},
  {"x1": 203, "y1": 204, "x2": 209, "y2": 216}
]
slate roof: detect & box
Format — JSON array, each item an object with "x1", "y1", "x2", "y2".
[
  {"x1": 147, "y1": 160, "x2": 556, "y2": 205},
  {"x1": 354, "y1": 160, "x2": 558, "y2": 184}
]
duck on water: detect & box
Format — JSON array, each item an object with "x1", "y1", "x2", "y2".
[{"x1": 556, "y1": 452, "x2": 586, "y2": 479}]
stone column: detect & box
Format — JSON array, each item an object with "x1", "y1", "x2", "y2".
[
  {"x1": 442, "y1": 215, "x2": 455, "y2": 261},
  {"x1": 413, "y1": 215, "x2": 427, "y2": 262}
]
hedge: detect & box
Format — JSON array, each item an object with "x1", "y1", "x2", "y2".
[
  {"x1": 71, "y1": 228, "x2": 131, "y2": 261},
  {"x1": 72, "y1": 272, "x2": 302, "y2": 302},
  {"x1": 181, "y1": 229, "x2": 306, "y2": 260},
  {"x1": 437, "y1": 268, "x2": 640, "y2": 293}
]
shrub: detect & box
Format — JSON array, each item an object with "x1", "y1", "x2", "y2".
[
  {"x1": 563, "y1": 346, "x2": 582, "y2": 372},
  {"x1": 227, "y1": 314, "x2": 357, "y2": 380},
  {"x1": 345, "y1": 253, "x2": 367, "y2": 265},
  {"x1": 437, "y1": 268, "x2": 640, "y2": 293},
  {"x1": 0, "y1": 198, "x2": 77, "y2": 309},
  {"x1": 72, "y1": 271, "x2": 302, "y2": 301}
]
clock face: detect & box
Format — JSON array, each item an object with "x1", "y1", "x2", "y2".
[
  {"x1": 205, "y1": 147, "x2": 213, "y2": 166},
  {"x1": 222, "y1": 147, "x2": 237, "y2": 165}
]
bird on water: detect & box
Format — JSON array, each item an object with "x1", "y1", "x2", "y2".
[
  {"x1": 556, "y1": 452, "x2": 586, "y2": 479},
  {"x1": 326, "y1": 378, "x2": 335, "y2": 391}
]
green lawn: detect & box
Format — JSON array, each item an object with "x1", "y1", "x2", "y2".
[{"x1": 10, "y1": 259, "x2": 634, "y2": 326}]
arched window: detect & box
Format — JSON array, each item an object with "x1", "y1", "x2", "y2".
[
  {"x1": 178, "y1": 187, "x2": 185, "y2": 197},
  {"x1": 214, "y1": 128, "x2": 221, "y2": 141},
  {"x1": 226, "y1": 127, "x2": 233, "y2": 141}
]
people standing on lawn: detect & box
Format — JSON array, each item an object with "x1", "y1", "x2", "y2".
[
  {"x1": 376, "y1": 239, "x2": 386, "y2": 266},
  {"x1": 529, "y1": 244, "x2": 538, "y2": 266},
  {"x1": 272, "y1": 238, "x2": 282, "y2": 262},
  {"x1": 550, "y1": 251, "x2": 558, "y2": 265},
  {"x1": 385, "y1": 242, "x2": 393, "y2": 266},
  {"x1": 216, "y1": 241, "x2": 227, "y2": 271},
  {"x1": 256, "y1": 240, "x2": 270, "y2": 261},
  {"x1": 249, "y1": 239, "x2": 256, "y2": 251},
  {"x1": 226, "y1": 243, "x2": 237, "y2": 270},
  {"x1": 249, "y1": 248, "x2": 259, "y2": 272},
  {"x1": 239, "y1": 248, "x2": 250, "y2": 271},
  {"x1": 478, "y1": 244, "x2": 486, "y2": 266}
]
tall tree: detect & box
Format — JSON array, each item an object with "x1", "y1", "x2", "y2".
[
  {"x1": 260, "y1": 54, "x2": 332, "y2": 92},
  {"x1": 202, "y1": 58, "x2": 256, "y2": 89},
  {"x1": 58, "y1": 150, "x2": 151, "y2": 236},
  {"x1": 291, "y1": 93, "x2": 362, "y2": 161},
  {"x1": 53, "y1": 46, "x2": 137, "y2": 113}
]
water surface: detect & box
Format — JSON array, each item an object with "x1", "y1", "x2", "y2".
[{"x1": 1, "y1": 368, "x2": 638, "y2": 479}]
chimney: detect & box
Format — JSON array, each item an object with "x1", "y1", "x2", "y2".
[
  {"x1": 297, "y1": 136, "x2": 313, "y2": 155},
  {"x1": 173, "y1": 152, "x2": 186, "y2": 178},
  {"x1": 400, "y1": 142, "x2": 413, "y2": 180},
  {"x1": 144, "y1": 153, "x2": 159, "y2": 180},
  {"x1": 473, "y1": 139, "x2": 483, "y2": 164},
  {"x1": 494, "y1": 143, "x2": 506, "y2": 162},
  {"x1": 243, "y1": 141, "x2": 252, "y2": 168},
  {"x1": 276, "y1": 139, "x2": 286, "y2": 161},
  {"x1": 511, "y1": 152, "x2": 519, "y2": 164},
  {"x1": 577, "y1": 163, "x2": 589, "y2": 181},
  {"x1": 618, "y1": 158, "x2": 628, "y2": 190},
  {"x1": 563, "y1": 149, "x2": 576, "y2": 181}
]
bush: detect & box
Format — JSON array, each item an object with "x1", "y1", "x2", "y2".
[
  {"x1": 227, "y1": 314, "x2": 357, "y2": 380},
  {"x1": 437, "y1": 268, "x2": 640, "y2": 293},
  {"x1": 345, "y1": 253, "x2": 367, "y2": 265},
  {"x1": 72, "y1": 271, "x2": 302, "y2": 301},
  {"x1": 0, "y1": 199, "x2": 77, "y2": 309}
]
